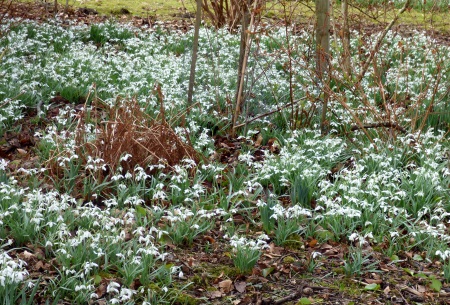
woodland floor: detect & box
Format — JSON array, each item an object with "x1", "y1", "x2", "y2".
[{"x1": 2, "y1": 2, "x2": 450, "y2": 305}]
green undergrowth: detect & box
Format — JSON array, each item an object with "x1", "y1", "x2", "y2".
[
  {"x1": 0, "y1": 14, "x2": 449, "y2": 305},
  {"x1": 19, "y1": 0, "x2": 450, "y2": 33}
]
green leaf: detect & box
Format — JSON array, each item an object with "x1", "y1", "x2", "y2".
[
  {"x1": 296, "y1": 298, "x2": 312, "y2": 305},
  {"x1": 364, "y1": 283, "x2": 380, "y2": 291},
  {"x1": 390, "y1": 254, "x2": 400, "y2": 262},
  {"x1": 93, "y1": 274, "x2": 102, "y2": 285},
  {"x1": 430, "y1": 278, "x2": 442, "y2": 292},
  {"x1": 135, "y1": 205, "x2": 147, "y2": 217},
  {"x1": 416, "y1": 272, "x2": 428, "y2": 279},
  {"x1": 413, "y1": 254, "x2": 423, "y2": 261},
  {"x1": 403, "y1": 268, "x2": 414, "y2": 276},
  {"x1": 262, "y1": 267, "x2": 274, "y2": 277},
  {"x1": 317, "y1": 229, "x2": 334, "y2": 241}
]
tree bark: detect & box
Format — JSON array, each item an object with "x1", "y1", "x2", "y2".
[
  {"x1": 235, "y1": 0, "x2": 251, "y2": 114},
  {"x1": 341, "y1": 0, "x2": 351, "y2": 78},
  {"x1": 315, "y1": 0, "x2": 330, "y2": 135},
  {"x1": 231, "y1": 0, "x2": 257, "y2": 137},
  {"x1": 187, "y1": 0, "x2": 203, "y2": 109}
]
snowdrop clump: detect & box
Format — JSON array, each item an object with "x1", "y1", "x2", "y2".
[{"x1": 0, "y1": 251, "x2": 28, "y2": 287}]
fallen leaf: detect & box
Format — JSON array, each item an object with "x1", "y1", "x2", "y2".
[
  {"x1": 262, "y1": 267, "x2": 274, "y2": 277},
  {"x1": 208, "y1": 290, "x2": 222, "y2": 299},
  {"x1": 234, "y1": 281, "x2": 246, "y2": 293},
  {"x1": 94, "y1": 274, "x2": 102, "y2": 285},
  {"x1": 254, "y1": 134, "x2": 263, "y2": 147},
  {"x1": 403, "y1": 268, "x2": 414, "y2": 276},
  {"x1": 417, "y1": 285, "x2": 426, "y2": 293},
  {"x1": 308, "y1": 239, "x2": 318, "y2": 248},
  {"x1": 364, "y1": 283, "x2": 380, "y2": 291},
  {"x1": 96, "y1": 282, "x2": 107, "y2": 298},
  {"x1": 413, "y1": 254, "x2": 424, "y2": 261},
  {"x1": 21, "y1": 250, "x2": 34, "y2": 259},
  {"x1": 302, "y1": 287, "x2": 313, "y2": 295},
  {"x1": 430, "y1": 278, "x2": 442, "y2": 292},
  {"x1": 320, "y1": 243, "x2": 333, "y2": 250},
  {"x1": 218, "y1": 279, "x2": 233, "y2": 293},
  {"x1": 187, "y1": 257, "x2": 196, "y2": 267},
  {"x1": 204, "y1": 236, "x2": 215, "y2": 244},
  {"x1": 297, "y1": 297, "x2": 313, "y2": 304},
  {"x1": 365, "y1": 278, "x2": 382, "y2": 284},
  {"x1": 34, "y1": 261, "x2": 45, "y2": 271},
  {"x1": 383, "y1": 285, "x2": 391, "y2": 295},
  {"x1": 16, "y1": 148, "x2": 27, "y2": 155}
]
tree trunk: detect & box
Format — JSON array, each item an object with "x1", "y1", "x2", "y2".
[
  {"x1": 235, "y1": 0, "x2": 250, "y2": 114},
  {"x1": 231, "y1": 0, "x2": 252, "y2": 137},
  {"x1": 187, "y1": 0, "x2": 203, "y2": 109},
  {"x1": 341, "y1": 0, "x2": 351, "y2": 78},
  {"x1": 315, "y1": 0, "x2": 330, "y2": 135}
]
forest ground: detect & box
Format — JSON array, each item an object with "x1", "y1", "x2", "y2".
[{"x1": 2, "y1": 1, "x2": 450, "y2": 304}]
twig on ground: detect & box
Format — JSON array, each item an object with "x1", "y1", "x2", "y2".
[
  {"x1": 261, "y1": 283, "x2": 337, "y2": 305},
  {"x1": 395, "y1": 284, "x2": 424, "y2": 301},
  {"x1": 233, "y1": 97, "x2": 308, "y2": 129},
  {"x1": 350, "y1": 122, "x2": 407, "y2": 134}
]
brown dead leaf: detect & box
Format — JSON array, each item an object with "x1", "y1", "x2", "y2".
[
  {"x1": 323, "y1": 248, "x2": 339, "y2": 257},
  {"x1": 34, "y1": 247, "x2": 45, "y2": 260},
  {"x1": 303, "y1": 287, "x2": 314, "y2": 295},
  {"x1": 268, "y1": 243, "x2": 283, "y2": 255},
  {"x1": 218, "y1": 279, "x2": 233, "y2": 293},
  {"x1": 96, "y1": 282, "x2": 107, "y2": 298},
  {"x1": 320, "y1": 243, "x2": 333, "y2": 250},
  {"x1": 187, "y1": 257, "x2": 196, "y2": 267},
  {"x1": 21, "y1": 250, "x2": 35, "y2": 259},
  {"x1": 234, "y1": 281, "x2": 246, "y2": 293},
  {"x1": 365, "y1": 278, "x2": 383, "y2": 284},
  {"x1": 371, "y1": 273, "x2": 381, "y2": 280},
  {"x1": 281, "y1": 267, "x2": 290, "y2": 274},
  {"x1": 34, "y1": 260, "x2": 45, "y2": 271},
  {"x1": 208, "y1": 290, "x2": 222, "y2": 299},
  {"x1": 16, "y1": 148, "x2": 27, "y2": 155},
  {"x1": 204, "y1": 236, "x2": 215, "y2": 244},
  {"x1": 308, "y1": 239, "x2": 318, "y2": 248},
  {"x1": 254, "y1": 134, "x2": 263, "y2": 147},
  {"x1": 383, "y1": 285, "x2": 390, "y2": 295},
  {"x1": 417, "y1": 285, "x2": 426, "y2": 293},
  {"x1": 380, "y1": 262, "x2": 397, "y2": 271}
]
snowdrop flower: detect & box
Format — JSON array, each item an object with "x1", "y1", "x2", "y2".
[
  {"x1": 312, "y1": 251, "x2": 322, "y2": 259},
  {"x1": 0, "y1": 159, "x2": 9, "y2": 170},
  {"x1": 436, "y1": 250, "x2": 450, "y2": 261},
  {"x1": 107, "y1": 281, "x2": 121, "y2": 294},
  {"x1": 120, "y1": 153, "x2": 132, "y2": 162}
]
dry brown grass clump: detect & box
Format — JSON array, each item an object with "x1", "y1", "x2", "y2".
[
  {"x1": 47, "y1": 98, "x2": 198, "y2": 196},
  {"x1": 78, "y1": 98, "x2": 198, "y2": 177}
]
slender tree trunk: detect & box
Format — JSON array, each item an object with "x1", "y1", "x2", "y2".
[
  {"x1": 315, "y1": 0, "x2": 330, "y2": 135},
  {"x1": 187, "y1": 0, "x2": 202, "y2": 110},
  {"x1": 231, "y1": 0, "x2": 252, "y2": 137},
  {"x1": 341, "y1": 0, "x2": 351, "y2": 78},
  {"x1": 235, "y1": 0, "x2": 250, "y2": 113}
]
